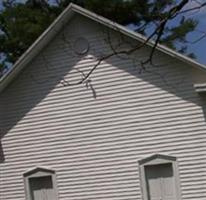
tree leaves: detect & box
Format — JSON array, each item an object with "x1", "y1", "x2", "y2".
[{"x1": 0, "y1": 0, "x2": 199, "y2": 74}]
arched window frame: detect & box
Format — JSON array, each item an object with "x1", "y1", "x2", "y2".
[
  {"x1": 23, "y1": 166, "x2": 58, "y2": 200},
  {"x1": 138, "y1": 154, "x2": 181, "y2": 200}
]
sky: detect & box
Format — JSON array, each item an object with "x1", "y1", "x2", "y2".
[
  {"x1": 0, "y1": 0, "x2": 206, "y2": 65},
  {"x1": 182, "y1": 0, "x2": 206, "y2": 65}
]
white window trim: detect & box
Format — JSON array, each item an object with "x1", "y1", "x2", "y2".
[
  {"x1": 138, "y1": 154, "x2": 182, "y2": 200},
  {"x1": 23, "y1": 166, "x2": 58, "y2": 200}
]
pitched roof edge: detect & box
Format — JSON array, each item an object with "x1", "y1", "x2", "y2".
[
  {"x1": 0, "y1": 3, "x2": 205, "y2": 93},
  {"x1": 0, "y1": 3, "x2": 75, "y2": 92},
  {"x1": 23, "y1": 166, "x2": 55, "y2": 176},
  {"x1": 70, "y1": 3, "x2": 206, "y2": 70}
]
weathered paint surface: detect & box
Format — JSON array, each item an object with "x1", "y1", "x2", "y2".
[{"x1": 0, "y1": 14, "x2": 206, "y2": 200}]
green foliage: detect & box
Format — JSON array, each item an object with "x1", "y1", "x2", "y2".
[
  {"x1": 0, "y1": 1, "x2": 57, "y2": 65},
  {"x1": 161, "y1": 17, "x2": 198, "y2": 57},
  {"x1": 0, "y1": 0, "x2": 198, "y2": 74}
]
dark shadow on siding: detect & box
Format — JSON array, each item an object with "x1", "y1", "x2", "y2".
[
  {"x1": 0, "y1": 142, "x2": 4, "y2": 163},
  {"x1": 1, "y1": 15, "x2": 206, "y2": 164}
]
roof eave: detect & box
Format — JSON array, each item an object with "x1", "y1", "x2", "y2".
[
  {"x1": 71, "y1": 4, "x2": 206, "y2": 69},
  {"x1": 0, "y1": 3, "x2": 205, "y2": 93},
  {"x1": 0, "y1": 3, "x2": 75, "y2": 93}
]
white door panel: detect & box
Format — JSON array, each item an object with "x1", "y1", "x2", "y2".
[
  {"x1": 145, "y1": 163, "x2": 176, "y2": 200},
  {"x1": 30, "y1": 176, "x2": 56, "y2": 200}
]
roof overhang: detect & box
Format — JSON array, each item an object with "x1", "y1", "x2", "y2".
[
  {"x1": 0, "y1": 3, "x2": 206, "y2": 93},
  {"x1": 193, "y1": 83, "x2": 206, "y2": 93}
]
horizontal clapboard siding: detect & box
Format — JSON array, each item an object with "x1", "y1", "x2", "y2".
[{"x1": 0, "y1": 14, "x2": 206, "y2": 200}]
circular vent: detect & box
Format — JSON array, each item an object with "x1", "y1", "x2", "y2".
[{"x1": 73, "y1": 37, "x2": 89, "y2": 55}]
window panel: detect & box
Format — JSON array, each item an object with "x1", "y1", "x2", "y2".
[
  {"x1": 139, "y1": 154, "x2": 181, "y2": 200},
  {"x1": 23, "y1": 167, "x2": 58, "y2": 200}
]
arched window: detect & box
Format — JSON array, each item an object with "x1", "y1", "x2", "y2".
[
  {"x1": 139, "y1": 154, "x2": 181, "y2": 200},
  {"x1": 23, "y1": 166, "x2": 58, "y2": 200}
]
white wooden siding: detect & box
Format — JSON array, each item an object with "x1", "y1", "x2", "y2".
[{"x1": 0, "y1": 14, "x2": 206, "y2": 200}]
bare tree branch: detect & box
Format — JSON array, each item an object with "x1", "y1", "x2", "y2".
[
  {"x1": 176, "y1": 2, "x2": 206, "y2": 16},
  {"x1": 27, "y1": 0, "x2": 204, "y2": 88}
]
